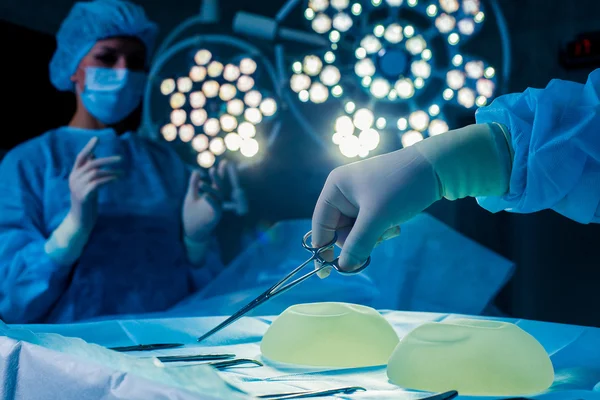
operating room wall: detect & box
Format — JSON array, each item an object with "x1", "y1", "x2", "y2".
[{"x1": 2, "y1": 0, "x2": 600, "y2": 327}]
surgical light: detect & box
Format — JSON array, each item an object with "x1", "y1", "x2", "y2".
[
  {"x1": 219, "y1": 83, "x2": 237, "y2": 101},
  {"x1": 476, "y1": 79, "x2": 495, "y2": 98},
  {"x1": 345, "y1": 101, "x2": 356, "y2": 113},
  {"x1": 220, "y1": 114, "x2": 238, "y2": 132},
  {"x1": 355, "y1": 58, "x2": 376, "y2": 77},
  {"x1": 403, "y1": 25, "x2": 415, "y2": 37},
  {"x1": 435, "y1": 14, "x2": 455, "y2": 33},
  {"x1": 457, "y1": 87, "x2": 476, "y2": 108},
  {"x1": 202, "y1": 80, "x2": 220, "y2": 98},
  {"x1": 299, "y1": 90, "x2": 310, "y2": 102},
  {"x1": 160, "y1": 78, "x2": 176, "y2": 95},
  {"x1": 463, "y1": 0, "x2": 480, "y2": 14},
  {"x1": 303, "y1": 55, "x2": 323, "y2": 76},
  {"x1": 240, "y1": 138, "x2": 260, "y2": 157},
  {"x1": 244, "y1": 90, "x2": 263, "y2": 107},
  {"x1": 329, "y1": 30, "x2": 341, "y2": 43},
  {"x1": 446, "y1": 70, "x2": 465, "y2": 90},
  {"x1": 237, "y1": 75, "x2": 255, "y2": 92},
  {"x1": 224, "y1": 132, "x2": 242, "y2": 151},
  {"x1": 332, "y1": 85, "x2": 343, "y2": 97},
  {"x1": 426, "y1": 4, "x2": 437, "y2": 16},
  {"x1": 370, "y1": 78, "x2": 391, "y2": 98},
  {"x1": 414, "y1": 77, "x2": 425, "y2": 88},
  {"x1": 439, "y1": 0, "x2": 459, "y2": 13},
  {"x1": 386, "y1": 0, "x2": 402, "y2": 5},
  {"x1": 443, "y1": 88, "x2": 454, "y2": 100},
  {"x1": 171, "y1": 109, "x2": 187, "y2": 126},
  {"x1": 351, "y1": 3, "x2": 362, "y2": 15},
  {"x1": 358, "y1": 129, "x2": 380, "y2": 151},
  {"x1": 209, "y1": 137, "x2": 226, "y2": 156},
  {"x1": 355, "y1": 47, "x2": 367, "y2": 59},
  {"x1": 374, "y1": 24, "x2": 385, "y2": 37},
  {"x1": 452, "y1": 54, "x2": 463, "y2": 66},
  {"x1": 260, "y1": 98, "x2": 277, "y2": 116},
  {"x1": 309, "y1": 0, "x2": 329, "y2": 12},
  {"x1": 448, "y1": 33, "x2": 460, "y2": 45},
  {"x1": 238, "y1": 122, "x2": 257, "y2": 138},
  {"x1": 324, "y1": 51, "x2": 336, "y2": 63},
  {"x1": 395, "y1": 79, "x2": 415, "y2": 99},
  {"x1": 361, "y1": 35, "x2": 382, "y2": 54},
  {"x1": 384, "y1": 24, "x2": 403, "y2": 43},
  {"x1": 192, "y1": 134, "x2": 209, "y2": 151},
  {"x1": 320, "y1": 65, "x2": 341, "y2": 86},
  {"x1": 312, "y1": 13, "x2": 332, "y2": 34},
  {"x1": 194, "y1": 49, "x2": 212, "y2": 65},
  {"x1": 484, "y1": 67, "x2": 496, "y2": 78},
  {"x1": 197, "y1": 150, "x2": 216, "y2": 168},
  {"x1": 353, "y1": 108, "x2": 375, "y2": 130},
  {"x1": 429, "y1": 119, "x2": 449, "y2": 136},
  {"x1": 458, "y1": 19, "x2": 475, "y2": 35},
  {"x1": 331, "y1": 0, "x2": 349, "y2": 10},
  {"x1": 244, "y1": 107, "x2": 263, "y2": 124},
  {"x1": 223, "y1": 64, "x2": 241, "y2": 81},
  {"x1": 179, "y1": 124, "x2": 195, "y2": 142},
  {"x1": 190, "y1": 109, "x2": 208, "y2": 126},
  {"x1": 335, "y1": 115, "x2": 355, "y2": 134},
  {"x1": 397, "y1": 117, "x2": 408, "y2": 130},
  {"x1": 177, "y1": 77, "x2": 193, "y2": 93},
  {"x1": 333, "y1": 13, "x2": 353, "y2": 32},
  {"x1": 401, "y1": 130, "x2": 424, "y2": 147},
  {"x1": 409, "y1": 110, "x2": 429, "y2": 131},
  {"x1": 161, "y1": 123, "x2": 177, "y2": 141},
  {"x1": 465, "y1": 60, "x2": 484, "y2": 79},
  {"x1": 476, "y1": 95, "x2": 487, "y2": 107},
  {"x1": 475, "y1": 11, "x2": 485, "y2": 22},
  {"x1": 376, "y1": 117, "x2": 387, "y2": 129},
  {"x1": 227, "y1": 99, "x2": 245, "y2": 116},
  {"x1": 189, "y1": 66, "x2": 207, "y2": 82},
  {"x1": 406, "y1": 36, "x2": 426, "y2": 55},
  {"x1": 422, "y1": 49, "x2": 432, "y2": 60},
  {"x1": 207, "y1": 61, "x2": 224, "y2": 77},
  {"x1": 291, "y1": 74, "x2": 312, "y2": 92},
  {"x1": 411, "y1": 60, "x2": 431, "y2": 79},
  {"x1": 240, "y1": 58, "x2": 258, "y2": 75},
  {"x1": 339, "y1": 134, "x2": 360, "y2": 157},
  {"x1": 429, "y1": 104, "x2": 440, "y2": 116},
  {"x1": 170, "y1": 92, "x2": 186, "y2": 109},
  {"x1": 309, "y1": 82, "x2": 329, "y2": 103},
  {"x1": 204, "y1": 118, "x2": 221, "y2": 136}
]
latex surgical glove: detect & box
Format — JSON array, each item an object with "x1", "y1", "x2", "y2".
[
  {"x1": 312, "y1": 123, "x2": 513, "y2": 277},
  {"x1": 45, "y1": 137, "x2": 122, "y2": 266},
  {"x1": 182, "y1": 161, "x2": 227, "y2": 264}
]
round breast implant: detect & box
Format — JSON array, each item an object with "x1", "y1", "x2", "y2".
[
  {"x1": 260, "y1": 302, "x2": 399, "y2": 368},
  {"x1": 387, "y1": 319, "x2": 554, "y2": 396}
]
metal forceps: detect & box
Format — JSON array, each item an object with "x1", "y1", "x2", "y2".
[{"x1": 197, "y1": 230, "x2": 371, "y2": 342}]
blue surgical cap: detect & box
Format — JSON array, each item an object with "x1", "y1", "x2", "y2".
[{"x1": 49, "y1": 0, "x2": 158, "y2": 92}]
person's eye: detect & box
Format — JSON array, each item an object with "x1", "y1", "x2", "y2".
[{"x1": 95, "y1": 53, "x2": 118, "y2": 65}]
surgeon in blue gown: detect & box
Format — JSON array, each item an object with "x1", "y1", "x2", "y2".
[
  {"x1": 0, "y1": 0, "x2": 226, "y2": 323},
  {"x1": 312, "y1": 68, "x2": 600, "y2": 275}
]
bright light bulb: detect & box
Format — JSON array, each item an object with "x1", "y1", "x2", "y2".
[
  {"x1": 452, "y1": 54, "x2": 463, "y2": 66},
  {"x1": 435, "y1": 14, "x2": 456, "y2": 33},
  {"x1": 384, "y1": 23, "x2": 403, "y2": 43},
  {"x1": 197, "y1": 151, "x2": 215, "y2": 168},
  {"x1": 386, "y1": 0, "x2": 403, "y2": 5},
  {"x1": 395, "y1": 79, "x2": 415, "y2": 99},
  {"x1": 240, "y1": 138, "x2": 260, "y2": 158},
  {"x1": 388, "y1": 90, "x2": 398, "y2": 100},
  {"x1": 192, "y1": 134, "x2": 209, "y2": 151},
  {"x1": 202, "y1": 80, "x2": 220, "y2": 98},
  {"x1": 299, "y1": 90, "x2": 310, "y2": 102},
  {"x1": 351, "y1": 3, "x2": 362, "y2": 15},
  {"x1": 407, "y1": 0, "x2": 417, "y2": 6},
  {"x1": 475, "y1": 11, "x2": 485, "y2": 23},
  {"x1": 414, "y1": 77, "x2": 425, "y2": 89},
  {"x1": 353, "y1": 108, "x2": 375, "y2": 130},
  {"x1": 194, "y1": 49, "x2": 212, "y2": 65},
  {"x1": 358, "y1": 147, "x2": 369, "y2": 158},
  {"x1": 177, "y1": 77, "x2": 193, "y2": 93},
  {"x1": 458, "y1": 88, "x2": 476, "y2": 108},
  {"x1": 355, "y1": 58, "x2": 376, "y2": 77},
  {"x1": 309, "y1": 0, "x2": 329, "y2": 11},
  {"x1": 402, "y1": 131, "x2": 424, "y2": 147},
  {"x1": 237, "y1": 76, "x2": 255, "y2": 92},
  {"x1": 161, "y1": 124, "x2": 177, "y2": 141},
  {"x1": 160, "y1": 78, "x2": 175, "y2": 95},
  {"x1": 325, "y1": 51, "x2": 336, "y2": 63},
  {"x1": 372, "y1": 0, "x2": 383, "y2": 5},
  {"x1": 439, "y1": 0, "x2": 459, "y2": 13},
  {"x1": 224, "y1": 133, "x2": 242, "y2": 151},
  {"x1": 411, "y1": 60, "x2": 431, "y2": 79},
  {"x1": 359, "y1": 129, "x2": 380, "y2": 151},
  {"x1": 309, "y1": 82, "x2": 329, "y2": 103},
  {"x1": 170, "y1": 109, "x2": 186, "y2": 126},
  {"x1": 374, "y1": 25, "x2": 385, "y2": 37},
  {"x1": 422, "y1": 49, "x2": 432, "y2": 60},
  {"x1": 320, "y1": 65, "x2": 341, "y2": 86},
  {"x1": 476, "y1": 95, "x2": 488, "y2": 107},
  {"x1": 329, "y1": 30, "x2": 341, "y2": 43},
  {"x1": 448, "y1": 33, "x2": 460, "y2": 45},
  {"x1": 312, "y1": 13, "x2": 332, "y2": 34},
  {"x1": 219, "y1": 83, "x2": 237, "y2": 101},
  {"x1": 446, "y1": 70, "x2": 466, "y2": 90},
  {"x1": 458, "y1": 19, "x2": 475, "y2": 35},
  {"x1": 305, "y1": 8, "x2": 315, "y2": 20},
  {"x1": 292, "y1": 61, "x2": 302, "y2": 74},
  {"x1": 429, "y1": 104, "x2": 440, "y2": 116},
  {"x1": 220, "y1": 114, "x2": 238, "y2": 132},
  {"x1": 204, "y1": 118, "x2": 221, "y2": 136},
  {"x1": 404, "y1": 25, "x2": 415, "y2": 38},
  {"x1": 332, "y1": 85, "x2": 343, "y2": 97},
  {"x1": 335, "y1": 115, "x2": 355, "y2": 134},
  {"x1": 426, "y1": 4, "x2": 437, "y2": 16},
  {"x1": 223, "y1": 64, "x2": 241, "y2": 82},
  {"x1": 376, "y1": 117, "x2": 387, "y2": 129},
  {"x1": 333, "y1": 13, "x2": 353, "y2": 32},
  {"x1": 477, "y1": 78, "x2": 495, "y2": 98},
  {"x1": 463, "y1": 0, "x2": 480, "y2": 15},
  {"x1": 345, "y1": 101, "x2": 356, "y2": 113},
  {"x1": 406, "y1": 36, "x2": 426, "y2": 55},
  {"x1": 443, "y1": 88, "x2": 454, "y2": 100},
  {"x1": 260, "y1": 98, "x2": 277, "y2": 116},
  {"x1": 360, "y1": 35, "x2": 382, "y2": 54},
  {"x1": 290, "y1": 74, "x2": 312, "y2": 93},
  {"x1": 332, "y1": 131, "x2": 350, "y2": 145},
  {"x1": 397, "y1": 117, "x2": 408, "y2": 130},
  {"x1": 361, "y1": 77, "x2": 372, "y2": 87},
  {"x1": 240, "y1": 58, "x2": 257, "y2": 75},
  {"x1": 244, "y1": 90, "x2": 263, "y2": 108},
  {"x1": 355, "y1": 47, "x2": 367, "y2": 59},
  {"x1": 465, "y1": 60, "x2": 485, "y2": 79},
  {"x1": 244, "y1": 108, "x2": 263, "y2": 124},
  {"x1": 189, "y1": 66, "x2": 207, "y2": 82},
  {"x1": 370, "y1": 78, "x2": 391, "y2": 98},
  {"x1": 485, "y1": 67, "x2": 496, "y2": 78},
  {"x1": 207, "y1": 61, "x2": 224, "y2": 78},
  {"x1": 179, "y1": 124, "x2": 195, "y2": 142},
  {"x1": 227, "y1": 99, "x2": 245, "y2": 116},
  {"x1": 303, "y1": 55, "x2": 323, "y2": 76},
  {"x1": 170, "y1": 92, "x2": 186, "y2": 109},
  {"x1": 238, "y1": 122, "x2": 256, "y2": 139},
  {"x1": 409, "y1": 110, "x2": 429, "y2": 131},
  {"x1": 429, "y1": 119, "x2": 449, "y2": 136},
  {"x1": 331, "y1": 0, "x2": 349, "y2": 9},
  {"x1": 209, "y1": 137, "x2": 226, "y2": 156},
  {"x1": 339, "y1": 135, "x2": 360, "y2": 158},
  {"x1": 190, "y1": 109, "x2": 208, "y2": 126}
]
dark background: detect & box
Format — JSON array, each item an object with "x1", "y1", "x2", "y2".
[{"x1": 2, "y1": 0, "x2": 600, "y2": 327}]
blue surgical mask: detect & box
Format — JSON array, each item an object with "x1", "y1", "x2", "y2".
[{"x1": 80, "y1": 67, "x2": 147, "y2": 125}]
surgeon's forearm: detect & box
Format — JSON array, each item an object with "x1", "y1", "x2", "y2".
[
  {"x1": 44, "y1": 212, "x2": 90, "y2": 267},
  {"x1": 184, "y1": 236, "x2": 210, "y2": 266},
  {"x1": 414, "y1": 123, "x2": 513, "y2": 200}
]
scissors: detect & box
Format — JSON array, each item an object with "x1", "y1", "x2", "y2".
[
  {"x1": 197, "y1": 230, "x2": 370, "y2": 342},
  {"x1": 109, "y1": 343, "x2": 184, "y2": 352}
]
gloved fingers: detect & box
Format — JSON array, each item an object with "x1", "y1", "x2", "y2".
[
  {"x1": 82, "y1": 175, "x2": 119, "y2": 199},
  {"x1": 79, "y1": 156, "x2": 122, "y2": 173},
  {"x1": 187, "y1": 170, "x2": 202, "y2": 200},
  {"x1": 198, "y1": 181, "x2": 224, "y2": 204},
  {"x1": 209, "y1": 162, "x2": 226, "y2": 192},
  {"x1": 80, "y1": 168, "x2": 122, "y2": 183},
  {"x1": 374, "y1": 225, "x2": 401, "y2": 247},
  {"x1": 74, "y1": 137, "x2": 98, "y2": 168},
  {"x1": 338, "y1": 212, "x2": 383, "y2": 272}
]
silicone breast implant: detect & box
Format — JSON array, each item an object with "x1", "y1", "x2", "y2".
[
  {"x1": 387, "y1": 319, "x2": 554, "y2": 396},
  {"x1": 260, "y1": 302, "x2": 399, "y2": 368}
]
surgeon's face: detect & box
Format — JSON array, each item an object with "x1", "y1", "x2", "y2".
[{"x1": 70, "y1": 37, "x2": 147, "y2": 92}]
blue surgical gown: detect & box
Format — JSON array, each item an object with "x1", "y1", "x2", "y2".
[
  {"x1": 0, "y1": 127, "x2": 223, "y2": 323},
  {"x1": 476, "y1": 68, "x2": 600, "y2": 224}
]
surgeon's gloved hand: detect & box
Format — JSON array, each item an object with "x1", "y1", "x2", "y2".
[
  {"x1": 45, "y1": 137, "x2": 122, "y2": 266},
  {"x1": 183, "y1": 161, "x2": 228, "y2": 265},
  {"x1": 312, "y1": 123, "x2": 513, "y2": 277}
]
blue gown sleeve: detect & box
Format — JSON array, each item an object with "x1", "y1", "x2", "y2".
[
  {"x1": 0, "y1": 144, "x2": 72, "y2": 323},
  {"x1": 475, "y1": 68, "x2": 600, "y2": 224}
]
